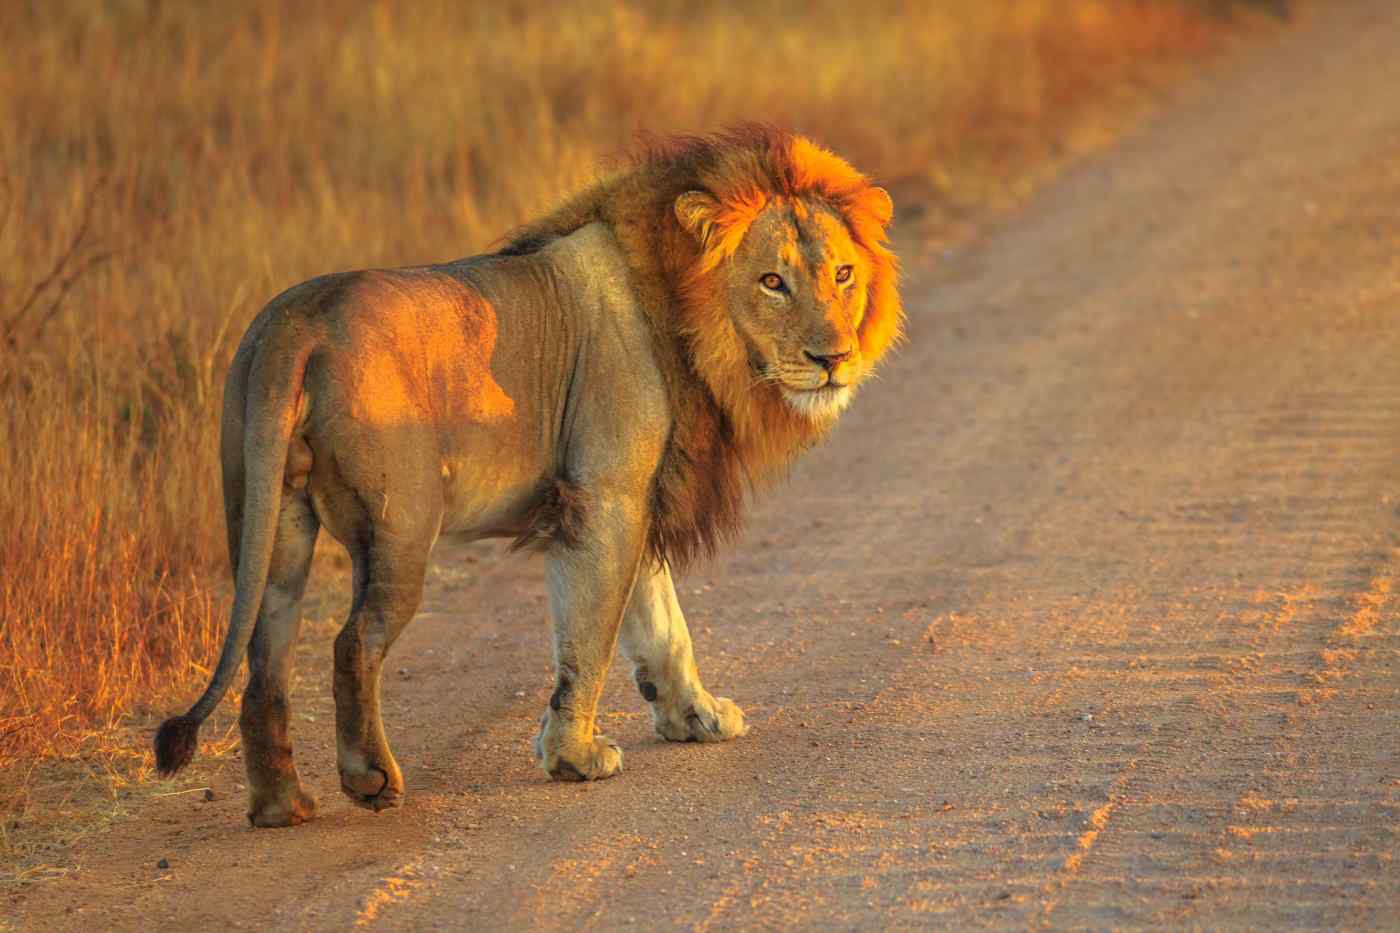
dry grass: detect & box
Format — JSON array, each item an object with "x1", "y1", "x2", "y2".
[{"x1": 0, "y1": 0, "x2": 1273, "y2": 879}]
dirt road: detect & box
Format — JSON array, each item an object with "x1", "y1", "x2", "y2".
[{"x1": 13, "y1": 2, "x2": 1400, "y2": 928}]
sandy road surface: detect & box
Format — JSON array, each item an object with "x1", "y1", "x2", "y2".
[{"x1": 13, "y1": 2, "x2": 1400, "y2": 928}]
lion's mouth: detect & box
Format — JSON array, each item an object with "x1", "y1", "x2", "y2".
[
  {"x1": 781, "y1": 383, "x2": 854, "y2": 421},
  {"x1": 781, "y1": 366, "x2": 850, "y2": 393}
]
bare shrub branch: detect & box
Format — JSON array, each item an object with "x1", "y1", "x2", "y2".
[{"x1": 1, "y1": 173, "x2": 113, "y2": 350}]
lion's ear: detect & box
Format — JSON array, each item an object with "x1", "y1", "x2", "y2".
[
  {"x1": 863, "y1": 186, "x2": 894, "y2": 228},
  {"x1": 674, "y1": 190, "x2": 722, "y2": 245}
]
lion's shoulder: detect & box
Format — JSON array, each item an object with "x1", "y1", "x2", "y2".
[{"x1": 538, "y1": 222, "x2": 636, "y2": 309}]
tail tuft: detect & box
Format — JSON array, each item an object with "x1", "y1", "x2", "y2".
[{"x1": 154, "y1": 714, "x2": 201, "y2": 776}]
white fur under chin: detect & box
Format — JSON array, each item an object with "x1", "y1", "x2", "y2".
[{"x1": 782, "y1": 385, "x2": 854, "y2": 422}]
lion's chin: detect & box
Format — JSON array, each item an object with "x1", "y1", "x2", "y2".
[{"x1": 781, "y1": 385, "x2": 854, "y2": 422}]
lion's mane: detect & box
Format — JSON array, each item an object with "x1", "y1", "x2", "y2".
[{"x1": 501, "y1": 126, "x2": 902, "y2": 569}]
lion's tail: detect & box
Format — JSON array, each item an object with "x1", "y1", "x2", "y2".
[{"x1": 154, "y1": 332, "x2": 309, "y2": 777}]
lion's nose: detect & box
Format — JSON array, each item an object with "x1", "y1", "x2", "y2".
[{"x1": 803, "y1": 348, "x2": 853, "y2": 372}]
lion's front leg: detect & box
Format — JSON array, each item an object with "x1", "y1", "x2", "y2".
[
  {"x1": 532, "y1": 489, "x2": 649, "y2": 781},
  {"x1": 619, "y1": 560, "x2": 747, "y2": 744}
]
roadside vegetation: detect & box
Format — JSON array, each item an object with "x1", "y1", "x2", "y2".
[{"x1": 0, "y1": 0, "x2": 1280, "y2": 881}]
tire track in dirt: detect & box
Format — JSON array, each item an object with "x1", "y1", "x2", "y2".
[
  {"x1": 1167, "y1": 567, "x2": 1400, "y2": 928},
  {"x1": 1030, "y1": 385, "x2": 1400, "y2": 928}
]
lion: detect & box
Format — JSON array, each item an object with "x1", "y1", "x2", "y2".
[{"x1": 154, "y1": 125, "x2": 902, "y2": 827}]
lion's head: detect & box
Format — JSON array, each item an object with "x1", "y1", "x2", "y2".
[{"x1": 665, "y1": 130, "x2": 901, "y2": 437}]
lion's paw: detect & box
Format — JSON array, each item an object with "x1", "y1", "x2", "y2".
[
  {"x1": 339, "y1": 761, "x2": 403, "y2": 812},
  {"x1": 535, "y1": 729, "x2": 623, "y2": 782},
  {"x1": 248, "y1": 785, "x2": 318, "y2": 828},
  {"x1": 655, "y1": 692, "x2": 748, "y2": 744}
]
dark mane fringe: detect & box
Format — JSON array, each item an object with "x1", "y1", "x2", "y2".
[
  {"x1": 511, "y1": 477, "x2": 587, "y2": 553},
  {"x1": 631, "y1": 123, "x2": 793, "y2": 175},
  {"x1": 646, "y1": 400, "x2": 745, "y2": 570},
  {"x1": 496, "y1": 124, "x2": 897, "y2": 572},
  {"x1": 497, "y1": 123, "x2": 794, "y2": 258}
]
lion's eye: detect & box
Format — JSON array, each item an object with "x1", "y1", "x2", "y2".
[
  {"x1": 835, "y1": 265, "x2": 854, "y2": 284},
  {"x1": 760, "y1": 273, "x2": 786, "y2": 292}
]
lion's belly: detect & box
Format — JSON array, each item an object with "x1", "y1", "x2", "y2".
[{"x1": 436, "y1": 425, "x2": 554, "y2": 539}]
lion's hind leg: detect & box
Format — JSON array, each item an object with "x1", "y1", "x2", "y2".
[
  {"x1": 241, "y1": 490, "x2": 320, "y2": 828},
  {"x1": 329, "y1": 489, "x2": 438, "y2": 813},
  {"x1": 619, "y1": 560, "x2": 747, "y2": 744}
]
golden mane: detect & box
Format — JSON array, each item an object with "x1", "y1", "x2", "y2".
[{"x1": 501, "y1": 126, "x2": 902, "y2": 569}]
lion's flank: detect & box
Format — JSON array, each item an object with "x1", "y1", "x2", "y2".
[{"x1": 502, "y1": 125, "x2": 901, "y2": 570}]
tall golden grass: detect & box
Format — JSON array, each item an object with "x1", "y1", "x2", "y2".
[{"x1": 1, "y1": 0, "x2": 1266, "y2": 845}]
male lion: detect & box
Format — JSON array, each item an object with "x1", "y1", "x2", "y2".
[{"x1": 155, "y1": 126, "x2": 901, "y2": 827}]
